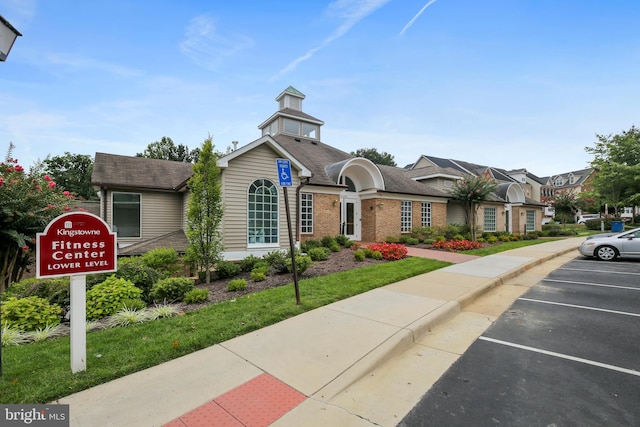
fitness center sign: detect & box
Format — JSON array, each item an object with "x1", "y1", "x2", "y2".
[{"x1": 36, "y1": 212, "x2": 116, "y2": 278}]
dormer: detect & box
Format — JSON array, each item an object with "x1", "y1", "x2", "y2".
[{"x1": 258, "y1": 86, "x2": 324, "y2": 140}]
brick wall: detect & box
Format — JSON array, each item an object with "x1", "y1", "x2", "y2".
[{"x1": 300, "y1": 193, "x2": 340, "y2": 242}]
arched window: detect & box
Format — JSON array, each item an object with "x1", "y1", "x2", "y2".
[{"x1": 248, "y1": 179, "x2": 278, "y2": 245}]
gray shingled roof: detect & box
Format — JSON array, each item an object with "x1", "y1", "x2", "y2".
[
  {"x1": 118, "y1": 230, "x2": 189, "y2": 256},
  {"x1": 92, "y1": 152, "x2": 193, "y2": 191},
  {"x1": 271, "y1": 135, "x2": 450, "y2": 198}
]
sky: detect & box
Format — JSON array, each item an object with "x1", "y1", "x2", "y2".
[{"x1": 1, "y1": 0, "x2": 639, "y2": 178}]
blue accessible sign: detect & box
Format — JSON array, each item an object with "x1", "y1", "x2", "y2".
[{"x1": 277, "y1": 159, "x2": 293, "y2": 187}]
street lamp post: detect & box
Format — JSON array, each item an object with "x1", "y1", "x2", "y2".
[
  {"x1": 0, "y1": 14, "x2": 21, "y2": 376},
  {"x1": 0, "y1": 14, "x2": 22, "y2": 61}
]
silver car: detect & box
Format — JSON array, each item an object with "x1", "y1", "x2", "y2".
[{"x1": 579, "y1": 227, "x2": 640, "y2": 261}]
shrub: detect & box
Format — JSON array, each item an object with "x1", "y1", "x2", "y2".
[
  {"x1": 423, "y1": 238, "x2": 435, "y2": 245},
  {"x1": 1, "y1": 324, "x2": 30, "y2": 346},
  {"x1": 252, "y1": 261, "x2": 270, "y2": 274},
  {"x1": 228, "y1": 278, "x2": 247, "y2": 291},
  {"x1": 286, "y1": 255, "x2": 313, "y2": 275},
  {"x1": 141, "y1": 248, "x2": 182, "y2": 276},
  {"x1": 250, "y1": 271, "x2": 267, "y2": 282},
  {"x1": 405, "y1": 237, "x2": 420, "y2": 245},
  {"x1": 184, "y1": 288, "x2": 209, "y2": 304},
  {"x1": 335, "y1": 234, "x2": 349, "y2": 246},
  {"x1": 5, "y1": 277, "x2": 70, "y2": 308},
  {"x1": 307, "y1": 247, "x2": 330, "y2": 261},
  {"x1": 368, "y1": 243, "x2": 408, "y2": 260},
  {"x1": 147, "y1": 304, "x2": 182, "y2": 320},
  {"x1": 215, "y1": 261, "x2": 241, "y2": 279},
  {"x1": 353, "y1": 250, "x2": 365, "y2": 261},
  {"x1": 116, "y1": 259, "x2": 162, "y2": 303},
  {"x1": 239, "y1": 255, "x2": 262, "y2": 272},
  {"x1": 363, "y1": 247, "x2": 375, "y2": 258},
  {"x1": 432, "y1": 239, "x2": 483, "y2": 252},
  {"x1": 86, "y1": 276, "x2": 144, "y2": 321},
  {"x1": 329, "y1": 242, "x2": 341, "y2": 252},
  {"x1": 321, "y1": 235, "x2": 337, "y2": 248},
  {"x1": 150, "y1": 277, "x2": 195, "y2": 303},
  {"x1": 121, "y1": 298, "x2": 147, "y2": 310},
  {"x1": 1, "y1": 296, "x2": 62, "y2": 332},
  {"x1": 342, "y1": 239, "x2": 354, "y2": 248},
  {"x1": 371, "y1": 250, "x2": 383, "y2": 260},
  {"x1": 385, "y1": 236, "x2": 400, "y2": 243},
  {"x1": 105, "y1": 307, "x2": 151, "y2": 327},
  {"x1": 264, "y1": 251, "x2": 288, "y2": 273},
  {"x1": 300, "y1": 239, "x2": 322, "y2": 252},
  {"x1": 487, "y1": 235, "x2": 498, "y2": 244}
]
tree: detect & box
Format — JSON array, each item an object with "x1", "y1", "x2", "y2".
[
  {"x1": 553, "y1": 191, "x2": 579, "y2": 224},
  {"x1": 450, "y1": 174, "x2": 498, "y2": 241},
  {"x1": 585, "y1": 126, "x2": 640, "y2": 213},
  {"x1": 186, "y1": 136, "x2": 223, "y2": 284},
  {"x1": 351, "y1": 148, "x2": 397, "y2": 166},
  {"x1": 137, "y1": 136, "x2": 200, "y2": 163},
  {"x1": 1, "y1": 144, "x2": 76, "y2": 291},
  {"x1": 42, "y1": 152, "x2": 96, "y2": 200}
]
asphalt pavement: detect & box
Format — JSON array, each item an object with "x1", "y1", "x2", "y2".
[{"x1": 400, "y1": 256, "x2": 640, "y2": 426}]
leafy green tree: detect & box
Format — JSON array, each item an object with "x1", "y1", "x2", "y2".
[
  {"x1": 351, "y1": 148, "x2": 397, "y2": 166},
  {"x1": 1, "y1": 144, "x2": 75, "y2": 291},
  {"x1": 585, "y1": 126, "x2": 640, "y2": 213},
  {"x1": 186, "y1": 137, "x2": 223, "y2": 284},
  {"x1": 42, "y1": 152, "x2": 96, "y2": 200},
  {"x1": 450, "y1": 174, "x2": 498, "y2": 241},
  {"x1": 137, "y1": 136, "x2": 200, "y2": 163},
  {"x1": 553, "y1": 191, "x2": 579, "y2": 224}
]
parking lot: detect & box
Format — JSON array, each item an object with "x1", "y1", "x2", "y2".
[{"x1": 400, "y1": 256, "x2": 640, "y2": 426}]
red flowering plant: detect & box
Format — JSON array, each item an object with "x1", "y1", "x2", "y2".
[
  {"x1": 368, "y1": 242, "x2": 408, "y2": 261},
  {"x1": 432, "y1": 239, "x2": 483, "y2": 252},
  {"x1": 1, "y1": 150, "x2": 75, "y2": 291}
]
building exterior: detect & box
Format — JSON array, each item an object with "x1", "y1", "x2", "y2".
[{"x1": 92, "y1": 86, "x2": 545, "y2": 259}]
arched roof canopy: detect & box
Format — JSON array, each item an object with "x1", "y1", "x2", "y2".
[
  {"x1": 496, "y1": 182, "x2": 526, "y2": 203},
  {"x1": 325, "y1": 158, "x2": 385, "y2": 191}
]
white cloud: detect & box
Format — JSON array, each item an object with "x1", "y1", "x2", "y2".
[
  {"x1": 180, "y1": 14, "x2": 254, "y2": 71},
  {"x1": 272, "y1": 0, "x2": 392, "y2": 80},
  {"x1": 399, "y1": 0, "x2": 438, "y2": 36}
]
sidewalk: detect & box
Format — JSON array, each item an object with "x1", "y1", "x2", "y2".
[{"x1": 56, "y1": 238, "x2": 584, "y2": 427}]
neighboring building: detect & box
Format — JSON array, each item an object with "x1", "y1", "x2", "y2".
[
  {"x1": 405, "y1": 156, "x2": 545, "y2": 234},
  {"x1": 92, "y1": 86, "x2": 453, "y2": 260},
  {"x1": 539, "y1": 168, "x2": 595, "y2": 220}
]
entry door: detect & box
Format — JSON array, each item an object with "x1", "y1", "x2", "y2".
[
  {"x1": 340, "y1": 195, "x2": 361, "y2": 241},
  {"x1": 504, "y1": 204, "x2": 512, "y2": 233}
]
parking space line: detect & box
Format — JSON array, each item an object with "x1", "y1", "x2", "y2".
[
  {"x1": 518, "y1": 297, "x2": 640, "y2": 317},
  {"x1": 542, "y1": 278, "x2": 640, "y2": 291},
  {"x1": 479, "y1": 336, "x2": 640, "y2": 377},
  {"x1": 560, "y1": 267, "x2": 640, "y2": 277}
]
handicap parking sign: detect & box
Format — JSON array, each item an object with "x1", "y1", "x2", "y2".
[{"x1": 277, "y1": 159, "x2": 293, "y2": 187}]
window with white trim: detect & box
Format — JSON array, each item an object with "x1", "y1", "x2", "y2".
[
  {"x1": 526, "y1": 210, "x2": 536, "y2": 232},
  {"x1": 248, "y1": 179, "x2": 278, "y2": 244},
  {"x1": 112, "y1": 192, "x2": 141, "y2": 237},
  {"x1": 401, "y1": 200, "x2": 412, "y2": 233},
  {"x1": 484, "y1": 207, "x2": 497, "y2": 232},
  {"x1": 421, "y1": 202, "x2": 431, "y2": 227},
  {"x1": 300, "y1": 193, "x2": 313, "y2": 234}
]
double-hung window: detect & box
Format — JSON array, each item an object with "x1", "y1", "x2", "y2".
[{"x1": 526, "y1": 210, "x2": 536, "y2": 232}]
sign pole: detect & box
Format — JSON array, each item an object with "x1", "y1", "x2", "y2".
[
  {"x1": 276, "y1": 159, "x2": 300, "y2": 305},
  {"x1": 283, "y1": 187, "x2": 301, "y2": 305},
  {"x1": 70, "y1": 275, "x2": 87, "y2": 373}
]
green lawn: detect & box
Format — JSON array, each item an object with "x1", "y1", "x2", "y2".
[{"x1": 0, "y1": 256, "x2": 450, "y2": 404}]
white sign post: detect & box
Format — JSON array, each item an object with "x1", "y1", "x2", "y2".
[{"x1": 36, "y1": 212, "x2": 117, "y2": 373}]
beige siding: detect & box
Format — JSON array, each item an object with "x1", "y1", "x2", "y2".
[
  {"x1": 221, "y1": 144, "x2": 298, "y2": 252},
  {"x1": 107, "y1": 190, "x2": 183, "y2": 246}
]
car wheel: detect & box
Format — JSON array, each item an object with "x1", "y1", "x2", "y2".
[{"x1": 595, "y1": 245, "x2": 618, "y2": 261}]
